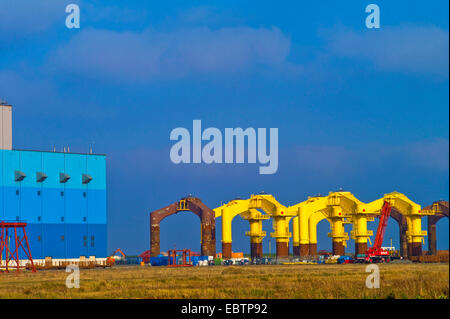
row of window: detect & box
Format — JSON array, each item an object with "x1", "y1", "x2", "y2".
[
  {"x1": 14, "y1": 189, "x2": 88, "y2": 197},
  {"x1": 12, "y1": 215, "x2": 90, "y2": 222},
  {"x1": 34, "y1": 235, "x2": 95, "y2": 246},
  {"x1": 14, "y1": 170, "x2": 93, "y2": 184}
]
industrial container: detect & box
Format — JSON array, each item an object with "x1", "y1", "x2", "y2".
[
  {"x1": 192, "y1": 256, "x2": 200, "y2": 266},
  {"x1": 149, "y1": 255, "x2": 174, "y2": 266},
  {"x1": 337, "y1": 256, "x2": 353, "y2": 264},
  {"x1": 115, "y1": 256, "x2": 143, "y2": 265}
]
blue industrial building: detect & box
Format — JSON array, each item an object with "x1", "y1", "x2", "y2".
[{"x1": 0, "y1": 102, "x2": 107, "y2": 259}]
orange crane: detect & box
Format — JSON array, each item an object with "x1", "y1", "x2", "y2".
[
  {"x1": 364, "y1": 201, "x2": 392, "y2": 263},
  {"x1": 106, "y1": 248, "x2": 126, "y2": 265}
]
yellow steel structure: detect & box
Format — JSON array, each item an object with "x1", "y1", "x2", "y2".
[
  {"x1": 241, "y1": 209, "x2": 270, "y2": 244},
  {"x1": 214, "y1": 194, "x2": 296, "y2": 258},
  {"x1": 213, "y1": 191, "x2": 435, "y2": 259},
  {"x1": 288, "y1": 196, "x2": 329, "y2": 256},
  {"x1": 288, "y1": 192, "x2": 360, "y2": 256},
  {"x1": 353, "y1": 192, "x2": 433, "y2": 256}
]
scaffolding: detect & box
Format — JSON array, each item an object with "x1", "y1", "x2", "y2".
[{"x1": 0, "y1": 221, "x2": 36, "y2": 273}]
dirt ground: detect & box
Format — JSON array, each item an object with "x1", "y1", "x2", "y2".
[{"x1": 0, "y1": 263, "x2": 448, "y2": 299}]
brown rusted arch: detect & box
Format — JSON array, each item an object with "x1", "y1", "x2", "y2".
[
  {"x1": 425, "y1": 201, "x2": 449, "y2": 256},
  {"x1": 388, "y1": 208, "x2": 409, "y2": 258},
  {"x1": 150, "y1": 197, "x2": 216, "y2": 257}
]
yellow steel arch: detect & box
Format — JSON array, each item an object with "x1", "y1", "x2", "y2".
[
  {"x1": 214, "y1": 191, "x2": 434, "y2": 259},
  {"x1": 288, "y1": 196, "x2": 329, "y2": 256},
  {"x1": 214, "y1": 198, "x2": 273, "y2": 259},
  {"x1": 214, "y1": 194, "x2": 296, "y2": 258},
  {"x1": 308, "y1": 209, "x2": 330, "y2": 255},
  {"x1": 354, "y1": 192, "x2": 433, "y2": 256},
  {"x1": 288, "y1": 191, "x2": 360, "y2": 256}
]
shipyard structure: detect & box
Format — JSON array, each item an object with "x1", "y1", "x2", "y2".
[{"x1": 0, "y1": 101, "x2": 107, "y2": 259}]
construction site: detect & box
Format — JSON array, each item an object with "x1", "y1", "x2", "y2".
[{"x1": 0, "y1": 101, "x2": 448, "y2": 299}]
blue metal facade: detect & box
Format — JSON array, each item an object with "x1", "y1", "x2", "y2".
[{"x1": 0, "y1": 149, "x2": 107, "y2": 259}]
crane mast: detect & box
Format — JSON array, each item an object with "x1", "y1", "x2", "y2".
[{"x1": 364, "y1": 201, "x2": 392, "y2": 262}]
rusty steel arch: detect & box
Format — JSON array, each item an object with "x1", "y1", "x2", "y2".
[
  {"x1": 388, "y1": 201, "x2": 449, "y2": 257},
  {"x1": 150, "y1": 197, "x2": 216, "y2": 257},
  {"x1": 388, "y1": 208, "x2": 409, "y2": 257},
  {"x1": 425, "y1": 201, "x2": 449, "y2": 255}
]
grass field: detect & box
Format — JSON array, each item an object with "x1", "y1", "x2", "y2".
[{"x1": 0, "y1": 263, "x2": 448, "y2": 299}]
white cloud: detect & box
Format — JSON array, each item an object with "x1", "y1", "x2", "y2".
[
  {"x1": 403, "y1": 138, "x2": 449, "y2": 172},
  {"x1": 325, "y1": 26, "x2": 449, "y2": 77},
  {"x1": 48, "y1": 26, "x2": 291, "y2": 82},
  {"x1": 0, "y1": 0, "x2": 62, "y2": 38}
]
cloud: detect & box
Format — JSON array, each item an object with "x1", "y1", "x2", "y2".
[
  {"x1": 0, "y1": 70, "x2": 117, "y2": 120},
  {"x1": 111, "y1": 138, "x2": 449, "y2": 186},
  {"x1": 324, "y1": 25, "x2": 449, "y2": 77},
  {"x1": 48, "y1": 26, "x2": 291, "y2": 82},
  {"x1": 282, "y1": 138, "x2": 449, "y2": 179},
  {"x1": 0, "y1": 0, "x2": 62, "y2": 40},
  {"x1": 403, "y1": 138, "x2": 449, "y2": 172}
]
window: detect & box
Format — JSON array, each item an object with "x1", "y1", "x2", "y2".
[
  {"x1": 83, "y1": 217, "x2": 87, "y2": 222},
  {"x1": 16, "y1": 189, "x2": 19, "y2": 196},
  {"x1": 59, "y1": 173, "x2": 70, "y2": 183},
  {"x1": 15, "y1": 170, "x2": 26, "y2": 182},
  {"x1": 36, "y1": 172, "x2": 47, "y2": 182},
  {"x1": 37, "y1": 190, "x2": 41, "y2": 196},
  {"x1": 37, "y1": 216, "x2": 41, "y2": 222},
  {"x1": 60, "y1": 191, "x2": 64, "y2": 196},
  {"x1": 82, "y1": 174, "x2": 93, "y2": 184},
  {"x1": 61, "y1": 216, "x2": 64, "y2": 222}
]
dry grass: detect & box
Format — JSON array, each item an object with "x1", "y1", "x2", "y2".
[{"x1": 0, "y1": 263, "x2": 448, "y2": 299}]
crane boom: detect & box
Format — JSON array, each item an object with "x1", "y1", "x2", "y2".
[
  {"x1": 373, "y1": 201, "x2": 391, "y2": 249},
  {"x1": 362, "y1": 201, "x2": 393, "y2": 262}
]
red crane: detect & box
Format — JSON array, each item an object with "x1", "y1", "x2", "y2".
[{"x1": 365, "y1": 201, "x2": 392, "y2": 263}]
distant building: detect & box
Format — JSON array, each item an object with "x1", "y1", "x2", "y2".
[{"x1": 0, "y1": 101, "x2": 107, "y2": 259}]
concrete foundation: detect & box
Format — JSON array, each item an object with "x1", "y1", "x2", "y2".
[
  {"x1": 332, "y1": 241, "x2": 345, "y2": 256},
  {"x1": 276, "y1": 241, "x2": 289, "y2": 258},
  {"x1": 355, "y1": 242, "x2": 367, "y2": 256},
  {"x1": 309, "y1": 243, "x2": 317, "y2": 256},
  {"x1": 410, "y1": 242, "x2": 422, "y2": 257},
  {"x1": 298, "y1": 244, "x2": 309, "y2": 257},
  {"x1": 250, "y1": 242, "x2": 263, "y2": 259},
  {"x1": 222, "y1": 242, "x2": 232, "y2": 259}
]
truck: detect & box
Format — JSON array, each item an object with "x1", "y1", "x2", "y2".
[{"x1": 354, "y1": 201, "x2": 393, "y2": 263}]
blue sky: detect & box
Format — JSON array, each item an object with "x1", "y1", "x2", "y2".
[{"x1": 1, "y1": 0, "x2": 448, "y2": 255}]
